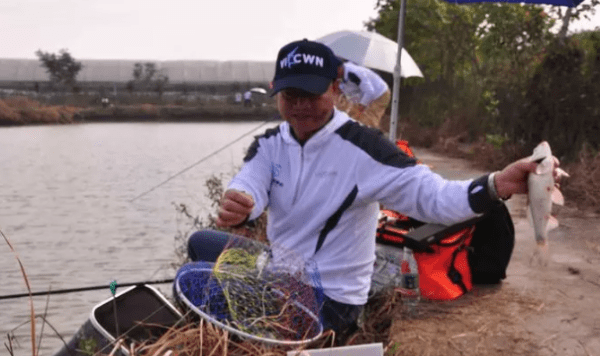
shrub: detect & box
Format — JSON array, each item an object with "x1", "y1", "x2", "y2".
[{"x1": 0, "y1": 99, "x2": 20, "y2": 122}]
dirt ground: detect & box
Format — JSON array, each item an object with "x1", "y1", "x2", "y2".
[{"x1": 384, "y1": 149, "x2": 600, "y2": 356}]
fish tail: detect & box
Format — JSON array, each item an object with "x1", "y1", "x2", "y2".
[{"x1": 530, "y1": 242, "x2": 550, "y2": 267}]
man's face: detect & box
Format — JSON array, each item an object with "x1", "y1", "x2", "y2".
[{"x1": 276, "y1": 82, "x2": 339, "y2": 142}]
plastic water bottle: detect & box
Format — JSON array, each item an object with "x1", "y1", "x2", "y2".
[
  {"x1": 371, "y1": 245, "x2": 403, "y2": 295},
  {"x1": 401, "y1": 246, "x2": 420, "y2": 315}
]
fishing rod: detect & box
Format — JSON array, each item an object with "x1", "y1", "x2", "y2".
[
  {"x1": 0, "y1": 278, "x2": 174, "y2": 300},
  {"x1": 129, "y1": 118, "x2": 277, "y2": 203}
]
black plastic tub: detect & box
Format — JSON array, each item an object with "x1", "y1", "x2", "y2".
[{"x1": 52, "y1": 284, "x2": 183, "y2": 356}]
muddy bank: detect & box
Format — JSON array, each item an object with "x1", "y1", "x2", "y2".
[
  {"x1": 74, "y1": 104, "x2": 280, "y2": 123},
  {"x1": 0, "y1": 97, "x2": 280, "y2": 126}
]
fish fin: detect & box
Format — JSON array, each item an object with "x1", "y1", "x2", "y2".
[
  {"x1": 556, "y1": 167, "x2": 570, "y2": 178},
  {"x1": 546, "y1": 215, "x2": 559, "y2": 232},
  {"x1": 551, "y1": 186, "x2": 565, "y2": 205}
]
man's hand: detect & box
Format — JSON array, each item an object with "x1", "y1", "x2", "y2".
[
  {"x1": 494, "y1": 156, "x2": 562, "y2": 198},
  {"x1": 216, "y1": 190, "x2": 254, "y2": 227}
]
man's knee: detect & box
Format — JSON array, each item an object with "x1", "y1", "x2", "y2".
[{"x1": 187, "y1": 229, "x2": 230, "y2": 262}]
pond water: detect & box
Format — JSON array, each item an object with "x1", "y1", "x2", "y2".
[{"x1": 0, "y1": 121, "x2": 280, "y2": 356}]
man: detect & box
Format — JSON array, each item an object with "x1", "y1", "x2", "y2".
[
  {"x1": 187, "y1": 39, "x2": 558, "y2": 341},
  {"x1": 336, "y1": 61, "x2": 391, "y2": 130}
]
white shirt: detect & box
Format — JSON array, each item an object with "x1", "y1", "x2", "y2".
[
  {"x1": 339, "y1": 62, "x2": 389, "y2": 106},
  {"x1": 228, "y1": 110, "x2": 496, "y2": 305}
]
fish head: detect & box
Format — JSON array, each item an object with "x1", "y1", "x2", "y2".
[
  {"x1": 531, "y1": 141, "x2": 551, "y2": 162},
  {"x1": 530, "y1": 141, "x2": 554, "y2": 175}
]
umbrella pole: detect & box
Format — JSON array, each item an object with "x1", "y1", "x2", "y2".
[{"x1": 389, "y1": 0, "x2": 408, "y2": 142}]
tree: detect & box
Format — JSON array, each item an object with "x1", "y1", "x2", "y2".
[
  {"x1": 35, "y1": 49, "x2": 83, "y2": 89},
  {"x1": 367, "y1": 1, "x2": 553, "y2": 84},
  {"x1": 367, "y1": 1, "x2": 554, "y2": 132},
  {"x1": 127, "y1": 62, "x2": 169, "y2": 96},
  {"x1": 547, "y1": 0, "x2": 600, "y2": 44},
  {"x1": 367, "y1": 0, "x2": 487, "y2": 85}
]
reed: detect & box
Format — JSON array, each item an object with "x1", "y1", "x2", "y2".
[
  {"x1": 35, "y1": 289, "x2": 52, "y2": 355},
  {"x1": 1, "y1": 227, "x2": 37, "y2": 356},
  {"x1": 0, "y1": 97, "x2": 78, "y2": 125}
]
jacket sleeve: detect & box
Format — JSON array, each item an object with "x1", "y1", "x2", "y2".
[
  {"x1": 357, "y1": 76, "x2": 378, "y2": 106},
  {"x1": 359, "y1": 155, "x2": 498, "y2": 225},
  {"x1": 227, "y1": 137, "x2": 271, "y2": 221}
]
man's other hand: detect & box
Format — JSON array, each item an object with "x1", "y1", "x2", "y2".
[{"x1": 216, "y1": 190, "x2": 254, "y2": 227}]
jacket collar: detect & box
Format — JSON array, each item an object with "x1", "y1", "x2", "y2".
[{"x1": 280, "y1": 109, "x2": 351, "y2": 147}]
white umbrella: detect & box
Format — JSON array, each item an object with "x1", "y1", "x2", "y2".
[
  {"x1": 250, "y1": 87, "x2": 267, "y2": 94},
  {"x1": 315, "y1": 30, "x2": 423, "y2": 78}
]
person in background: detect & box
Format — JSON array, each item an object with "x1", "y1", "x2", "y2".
[
  {"x1": 234, "y1": 92, "x2": 243, "y2": 105},
  {"x1": 336, "y1": 61, "x2": 391, "y2": 130},
  {"x1": 187, "y1": 39, "x2": 561, "y2": 343},
  {"x1": 243, "y1": 90, "x2": 252, "y2": 107}
]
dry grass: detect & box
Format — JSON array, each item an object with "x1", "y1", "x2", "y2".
[
  {"x1": 135, "y1": 285, "x2": 544, "y2": 356},
  {"x1": 387, "y1": 286, "x2": 542, "y2": 356},
  {"x1": 114, "y1": 289, "x2": 403, "y2": 356},
  {"x1": 0, "y1": 96, "x2": 79, "y2": 125},
  {"x1": 0, "y1": 96, "x2": 279, "y2": 126},
  {"x1": 0, "y1": 99, "x2": 21, "y2": 121},
  {"x1": 561, "y1": 144, "x2": 600, "y2": 214},
  {"x1": 124, "y1": 318, "x2": 336, "y2": 356}
]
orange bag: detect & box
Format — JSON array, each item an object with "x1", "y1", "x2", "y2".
[
  {"x1": 413, "y1": 227, "x2": 474, "y2": 300},
  {"x1": 376, "y1": 212, "x2": 475, "y2": 301},
  {"x1": 396, "y1": 140, "x2": 415, "y2": 158}
]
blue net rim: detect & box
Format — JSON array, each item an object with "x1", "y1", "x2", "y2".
[{"x1": 173, "y1": 261, "x2": 324, "y2": 346}]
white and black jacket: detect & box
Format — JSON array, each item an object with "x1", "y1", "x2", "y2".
[{"x1": 228, "y1": 109, "x2": 497, "y2": 305}]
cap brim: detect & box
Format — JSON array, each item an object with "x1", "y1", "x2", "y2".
[{"x1": 270, "y1": 75, "x2": 332, "y2": 97}]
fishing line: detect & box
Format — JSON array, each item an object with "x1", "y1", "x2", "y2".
[{"x1": 129, "y1": 119, "x2": 276, "y2": 203}]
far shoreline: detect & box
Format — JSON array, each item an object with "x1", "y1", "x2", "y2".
[{"x1": 0, "y1": 101, "x2": 281, "y2": 127}]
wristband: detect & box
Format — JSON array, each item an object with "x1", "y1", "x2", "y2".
[{"x1": 488, "y1": 172, "x2": 511, "y2": 201}]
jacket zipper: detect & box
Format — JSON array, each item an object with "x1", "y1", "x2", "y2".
[{"x1": 292, "y1": 146, "x2": 304, "y2": 205}]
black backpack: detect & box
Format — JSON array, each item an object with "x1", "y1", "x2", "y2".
[{"x1": 468, "y1": 202, "x2": 515, "y2": 284}]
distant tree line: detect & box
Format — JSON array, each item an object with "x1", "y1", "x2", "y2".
[
  {"x1": 35, "y1": 50, "x2": 170, "y2": 97},
  {"x1": 126, "y1": 62, "x2": 169, "y2": 96}
]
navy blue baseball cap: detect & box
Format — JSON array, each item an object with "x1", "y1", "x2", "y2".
[{"x1": 271, "y1": 39, "x2": 342, "y2": 96}]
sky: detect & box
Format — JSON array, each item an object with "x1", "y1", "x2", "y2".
[
  {"x1": 1, "y1": 0, "x2": 598, "y2": 62},
  {"x1": 0, "y1": 0, "x2": 381, "y2": 61}
]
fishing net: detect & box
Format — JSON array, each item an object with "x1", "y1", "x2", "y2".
[{"x1": 174, "y1": 236, "x2": 325, "y2": 346}]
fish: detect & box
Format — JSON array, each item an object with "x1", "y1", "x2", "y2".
[{"x1": 527, "y1": 141, "x2": 569, "y2": 265}]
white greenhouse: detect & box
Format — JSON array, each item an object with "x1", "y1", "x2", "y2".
[{"x1": 0, "y1": 58, "x2": 275, "y2": 84}]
